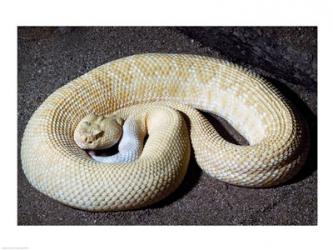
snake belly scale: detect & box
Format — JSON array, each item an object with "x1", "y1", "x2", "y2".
[{"x1": 21, "y1": 53, "x2": 309, "y2": 211}]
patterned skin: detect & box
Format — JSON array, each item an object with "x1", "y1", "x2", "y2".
[
  {"x1": 21, "y1": 54, "x2": 309, "y2": 211},
  {"x1": 74, "y1": 113, "x2": 124, "y2": 150},
  {"x1": 75, "y1": 113, "x2": 146, "y2": 163}
]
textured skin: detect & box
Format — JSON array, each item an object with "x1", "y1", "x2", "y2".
[
  {"x1": 21, "y1": 53, "x2": 309, "y2": 211},
  {"x1": 78, "y1": 112, "x2": 150, "y2": 163}
]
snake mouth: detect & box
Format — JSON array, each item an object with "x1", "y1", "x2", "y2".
[
  {"x1": 75, "y1": 137, "x2": 100, "y2": 150},
  {"x1": 76, "y1": 142, "x2": 94, "y2": 150},
  {"x1": 77, "y1": 136, "x2": 120, "y2": 151}
]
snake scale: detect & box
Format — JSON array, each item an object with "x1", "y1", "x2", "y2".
[{"x1": 21, "y1": 53, "x2": 309, "y2": 211}]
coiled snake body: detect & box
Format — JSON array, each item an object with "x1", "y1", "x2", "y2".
[{"x1": 21, "y1": 54, "x2": 309, "y2": 211}]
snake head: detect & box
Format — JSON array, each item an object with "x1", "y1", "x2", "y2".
[{"x1": 74, "y1": 113, "x2": 124, "y2": 150}]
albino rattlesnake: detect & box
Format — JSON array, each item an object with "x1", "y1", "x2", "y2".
[{"x1": 21, "y1": 53, "x2": 309, "y2": 211}]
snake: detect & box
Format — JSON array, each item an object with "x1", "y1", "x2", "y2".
[{"x1": 21, "y1": 53, "x2": 309, "y2": 211}]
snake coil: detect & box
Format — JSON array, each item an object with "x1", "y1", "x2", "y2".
[{"x1": 21, "y1": 54, "x2": 309, "y2": 211}]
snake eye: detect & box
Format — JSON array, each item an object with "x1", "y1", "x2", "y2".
[{"x1": 92, "y1": 129, "x2": 104, "y2": 139}]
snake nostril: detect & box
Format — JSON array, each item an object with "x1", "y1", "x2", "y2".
[{"x1": 83, "y1": 136, "x2": 93, "y2": 144}]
